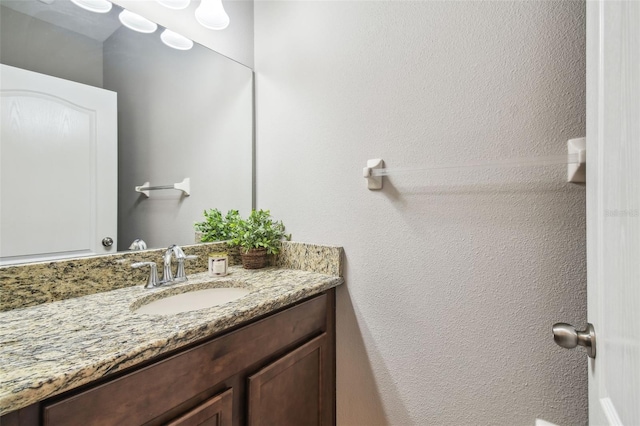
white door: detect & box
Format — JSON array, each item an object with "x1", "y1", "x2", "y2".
[
  {"x1": 0, "y1": 64, "x2": 117, "y2": 264},
  {"x1": 586, "y1": 0, "x2": 640, "y2": 424}
]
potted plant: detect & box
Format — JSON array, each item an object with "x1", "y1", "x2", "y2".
[
  {"x1": 230, "y1": 210, "x2": 289, "y2": 269},
  {"x1": 194, "y1": 209, "x2": 240, "y2": 242}
]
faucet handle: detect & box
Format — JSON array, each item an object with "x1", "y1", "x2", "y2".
[
  {"x1": 131, "y1": 262, "x2": 158, "y2": 289},
  {"x1": 175, "y1": 255, "x2": 198, "y2": 282},
  {"x1": 168, "y1": 244, "x2": 186, "y2": 259}
]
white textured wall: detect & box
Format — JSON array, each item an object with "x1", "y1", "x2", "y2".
[{"x1": 254, "y1": 1, "x2": 587, "y2": 425}]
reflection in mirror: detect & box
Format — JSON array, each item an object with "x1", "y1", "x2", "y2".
[{"x1": 0, "y1": 0, "x2": 253, "y2": 265}]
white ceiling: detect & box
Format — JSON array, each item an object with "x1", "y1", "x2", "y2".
[{"x1": 0, "y1": 0, "x2": 122, "y2": 42}]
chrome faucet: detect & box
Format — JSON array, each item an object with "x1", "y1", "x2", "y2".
[
  {"x1": 132, "y1": 245, "x2": 197, "y2": 288},
  {"x1": 161, "y1": 244, "x2": 197, "y2": 285},
  {"x1": 161, "y1": 244, "x2": 183, "y2": 284}
]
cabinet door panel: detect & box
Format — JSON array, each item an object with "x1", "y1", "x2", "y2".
[
  {"x1": 166, "y1": 388, "x2": 232, "y2": 426},
  {"x1": 247, "y1": 333, "x2": 329, "y2": 426}
]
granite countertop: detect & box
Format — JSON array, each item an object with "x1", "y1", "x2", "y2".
[{"x1": 0, "y1": 266, "x2": 343, "y2": 416}]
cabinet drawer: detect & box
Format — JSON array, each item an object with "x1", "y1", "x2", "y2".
[{"x1": 42, "y1": 294, "x2": 327, "y2": 426}]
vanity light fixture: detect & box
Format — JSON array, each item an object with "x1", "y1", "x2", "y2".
[
  {"x1": 160, "y1": 29, "x2": 193, "y2": 50},
  {"x1": 69, "y1": 0, "x2": 112, "y2": 13},
  {"x1": 195, "y1": 0, "x2": 229, "y2": 30},
  {"x1": 156, "y1": 0, "x2": 190, "y2": 10},
  {"x1": 119, "y1": 10, "x2": 158, "y2": 33}
]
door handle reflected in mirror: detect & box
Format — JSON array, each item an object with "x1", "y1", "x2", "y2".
[{"x1": 552, "y1": 322, "x2": 596, "y2": 358}]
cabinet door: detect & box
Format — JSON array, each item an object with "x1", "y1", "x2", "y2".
[
  {"x1": 247, "y1": 334, "x2": 331, "y2": 426},
  {"x1": 166, "y1": 388, "x2": 233, "y2": 426}
]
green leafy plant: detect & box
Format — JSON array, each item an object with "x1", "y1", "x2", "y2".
[
  {"x1": 194, "y1": 209, "x2": 240, "y2": 242},
  {"x1": 229, "y1": 209, "x2": 290, "y2": 255}
]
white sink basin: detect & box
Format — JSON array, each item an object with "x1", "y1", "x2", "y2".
[{"x1": 133, "y1": 287, "x2": 250, "y2": 315}]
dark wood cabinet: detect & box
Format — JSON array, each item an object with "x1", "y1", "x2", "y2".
[
  {"x1": 247, "y1": 333, "x2": 331, "y2": 426},
  {"x1": 3, "y1": 290, "x2": 335, "y2": 426},
  {"x1": 166, "y1": 388, "x2": 233, "y2": 426}
]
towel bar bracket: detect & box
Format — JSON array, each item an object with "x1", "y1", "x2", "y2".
[
  {"x1": 363, "y1": 159, "x2": 384, "y2": 190},
  {"x1": 567, "y1": 137, "x2": 586, "y2": 183}
]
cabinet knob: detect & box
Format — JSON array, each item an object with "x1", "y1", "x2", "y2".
[
  {"x1": 102, "y1": 237, "x2": 114, "y2": 247},
  {"x1": 552, "y1": 322, "x2": 596, "y2": 358}
]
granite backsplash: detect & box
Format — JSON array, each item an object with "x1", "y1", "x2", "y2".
[{"x1": 0, "y1": 241, "x2": 343, "y2": 312}]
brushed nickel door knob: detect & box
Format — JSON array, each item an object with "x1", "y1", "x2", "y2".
[{"x1": 552, "y1": 322, "x2": 596, "y2": 358}]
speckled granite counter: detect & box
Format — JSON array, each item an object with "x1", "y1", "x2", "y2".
[
  {"x1": 0, "y1": 242, "x2": 344, "y2": 416},
  {"x1": 0, "y1": 266, "x2": 343, "y2": 415}
]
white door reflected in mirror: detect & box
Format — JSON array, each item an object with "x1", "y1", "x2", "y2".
[{"x1": 0, "y1": 64, "x2": 117, "y2": 265}]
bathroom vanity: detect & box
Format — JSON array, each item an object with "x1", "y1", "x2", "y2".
[
  {"x1": 4, "y1": 291, "x2": 335, "y2": 426},
  {"x1": 0, "y1": 242, "x2": 343, "y2": 426}
]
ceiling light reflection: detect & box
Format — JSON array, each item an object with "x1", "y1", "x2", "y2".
[
  {"x1": 69, "y1": 0, "x2": 112, "y2": 13},
  {"x1": 119, "y1": 10, "x2": 158, "y2": 33},
  {"x1": 160, "y1": 29, "x2": 193, "y2": 50}
]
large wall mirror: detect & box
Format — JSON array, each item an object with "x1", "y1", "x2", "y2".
[{"x1": 0, "y1": 0, "x2": 254, "y2": 265}]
